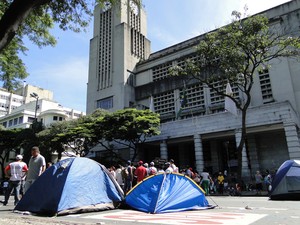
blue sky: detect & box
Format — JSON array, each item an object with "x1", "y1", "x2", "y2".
[{"x1": 18, "y1": 0, "x2": 291, "y2": 113}]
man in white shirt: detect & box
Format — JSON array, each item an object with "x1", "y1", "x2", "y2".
[{"x1": 3, "y1": 155, "x2": 28, "y2": 206}]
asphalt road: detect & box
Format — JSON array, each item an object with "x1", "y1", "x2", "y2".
[{"x1": 1, "y1": 196, "x2": 299, "y2": 225}]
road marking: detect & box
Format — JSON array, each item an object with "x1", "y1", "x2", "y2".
[
  {"x1": 225, "y1": 207, "x2": 288, "y2": 211},
  {"x1": 81, "y1": 210, "x2": 266, "y2": 225}
]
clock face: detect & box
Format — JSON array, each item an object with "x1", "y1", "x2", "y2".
[
  {"x1": 130, "y1": 0, "x2": 139, "y2": 15},
  {"x1": 103, "y1": 2, "x2": 111, "y2": 11}
]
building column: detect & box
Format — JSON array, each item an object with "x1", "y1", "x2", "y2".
[
  {"x1": 210, "y1": 141, "x2": 219, "y2": 173},
  {"x1": 284, "y1": 122, "x2": 300, "y2": 159},
  {"x1": 160, "y1": 140, "x2": 168, "y2": 160},
  {"x1": 129, "y1": 148, "x2": 135, "y2": 162},
  {"x1": 194, "y1": 134, "x2": 204, "y2": 173},
  {"x1": 178, "y1": 144, "x2": 188, "y2": 168},
  {"x1": 235, "y1": 129, "x2": 251, "y2": 179},
  {"x1": 247, "y1": 135, "x2": 259, "y2": 174}
]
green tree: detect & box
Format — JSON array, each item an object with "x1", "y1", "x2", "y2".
[
  {"x1": 0, "y1": 0, "x2": 141, "y2": 90},
  {"x1": 37, "y1": 109, "x2": 109, "y2": 160},
  {"x1": 171, "y1": 12, "x2": 300, "y2": 179},
  {"x1": 37, "y1": 121, "x2": 70, "y2": 161},
  {"x1": 95, "y1": 108, "x2": 161, "y2": 162},
  {"x1": 0, "y1": 128, "x2": 23, "y2": 178}
]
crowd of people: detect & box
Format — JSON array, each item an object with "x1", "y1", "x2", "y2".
[
  {"x1": 107, "y1": 159, "x2": 231, "y2": 196},
  {"x1": 108, "y1": 159, "x2": 275, "y2": 196}
]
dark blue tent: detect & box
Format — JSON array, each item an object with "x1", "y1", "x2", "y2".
[
  {"x1": 15, "y1": 157, "x2": 124, "y2": 215},
  {"x1": 270, "y1": 159, "x2": 300, "y2": 200},
  {"x1": 125, "y1": 173, "x2": 213, "y2": 213}
]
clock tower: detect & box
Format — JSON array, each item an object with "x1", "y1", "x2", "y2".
[{"x1": 86, "y1": 0, "x2": 151, "y2": 113}]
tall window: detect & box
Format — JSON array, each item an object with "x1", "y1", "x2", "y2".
[
  {"x1": 97, "y1": 96, "x2": 113, "y2": 109},
  {"x1": 258, "y1": 69, "x2": 273, "y2": 103}
]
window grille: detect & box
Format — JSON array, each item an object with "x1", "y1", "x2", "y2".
[{"x1": 258, "y1": 69, "x2": 273, "y2": 103}]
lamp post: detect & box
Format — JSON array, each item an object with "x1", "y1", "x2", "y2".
[{"x1": 30, "y1": 92, "x2": 39, "y2": 121}]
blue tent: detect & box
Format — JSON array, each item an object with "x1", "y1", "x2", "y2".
[
  {"x1": 15, "y1": 157, "x2": 124, "y2": 215},
  {"x1": 125, "y1": 173, "x2": 213, "y2": 213},
  {"x1": 270, "y1": 159, "x2": 300, "y2": 200}
]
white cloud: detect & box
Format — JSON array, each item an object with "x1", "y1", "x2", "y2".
[
  {"x1": 25, "y1": 56, "x2": 88, "y2": 112},
  {"x1": 144, "y1": 0, "x2": 291, "y2": 52}
]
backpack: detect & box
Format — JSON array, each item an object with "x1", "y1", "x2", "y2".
[{"x1": 121, "y1": 167, "x2": 129, "y2": 179}]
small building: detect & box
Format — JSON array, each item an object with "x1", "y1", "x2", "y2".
[{"x1": 0, "y1": 84, "x2": 85, "y2": 129}]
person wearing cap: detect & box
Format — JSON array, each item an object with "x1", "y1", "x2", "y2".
[
  {"x1": 149, "y1": 162, "x2": 157, "y2": 175},
  {"x1": 134, "y1": 160, "x2": 147, "y2": 183},
  {"x1": 24, "y1": 146, "x2": 46, "y2": 193},
  {"x1": 3, "y1": 155, "x2": 28, "y2": 206}
]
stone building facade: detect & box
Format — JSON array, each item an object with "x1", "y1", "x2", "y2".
[{"x1": 87, "y1": 0, "x2": 300, "y2": 180}]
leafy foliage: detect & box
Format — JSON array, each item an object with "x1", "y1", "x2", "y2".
[
  {"x1": 37, "y1": 108, "x2": 160, "y2": 162},
  {"x1": 0, "y1": 128, "x2": 23, "y2": 178},
  {"x1": 0, "y1": 0, "x2": 141, "y2": 90},
  {"x1": 96, "y1": 108, "x2": 161, "y2": 161}
]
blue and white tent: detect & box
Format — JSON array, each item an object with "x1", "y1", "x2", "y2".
[
  {"x1": 15, "y1": 157, "x2": 124, "y2": 215},
  {"x1": 125, "y1": 173, "x2": 213, "y2": 213},
  {"x1": 270, "y1": 159, "x2": 300, "y2": 200}
]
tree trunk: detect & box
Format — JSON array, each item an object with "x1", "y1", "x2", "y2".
[
  {"x1": 0, "y1": 0, "x2": 49, "y2": 51},
  {"x1": 236, "y1": 91, "x2": 252, "y2": 181}
]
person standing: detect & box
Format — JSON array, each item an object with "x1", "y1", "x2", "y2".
[
  {"x1": 3, "y1": 155, "x2": 28, "y2": 206},
  {"x1": 24, "y1": 146, "x2": 46, "y2": 192},
  {"x1": 109, "y1": 166, "x2": 116, "y2": 179},
  {"x1": 149, "y1": 162, "x2": 157, "y2": 175},
  {"x1": 264, "y1": 170, "x2": 272, "y2": 196},
  {"x1": 200, "y1": 169, "x2": 213, "y2": 195},
  {"x1": 123, "y1": 160, "x2": 133, "y2": 194},
  {"x1": 255, "y1": 170, "x2": 263, "y2": 195},
  {"x1": 115, "y1": 165, "x2": 124, "y2": 189},
  {"x1": 185, "y1": 167, "x2": 194, "y2": 178},
  {"x1": 143, "y1": 162, "x2": 149, "y2": 177},
  {"x1": 170, "y1": 159, "x2": 178, "y2": 173},
  {"x1": 165, "y1": 162, "x2": 173, "y2": 173},
  {"x1": 134, "y1": 161, "x2": 147, "y2": 183},
  {"x1": 217, "y1": 172, "x2": 225, "y2": 195}
]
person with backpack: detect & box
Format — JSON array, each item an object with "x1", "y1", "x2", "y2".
[{"x1": 123, "y1": 160, "x2": 133, "y2": 194}]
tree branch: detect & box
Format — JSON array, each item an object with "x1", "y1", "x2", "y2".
[{"x1": 0, "y1": 0, "x2": 51, "y2": 51}]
